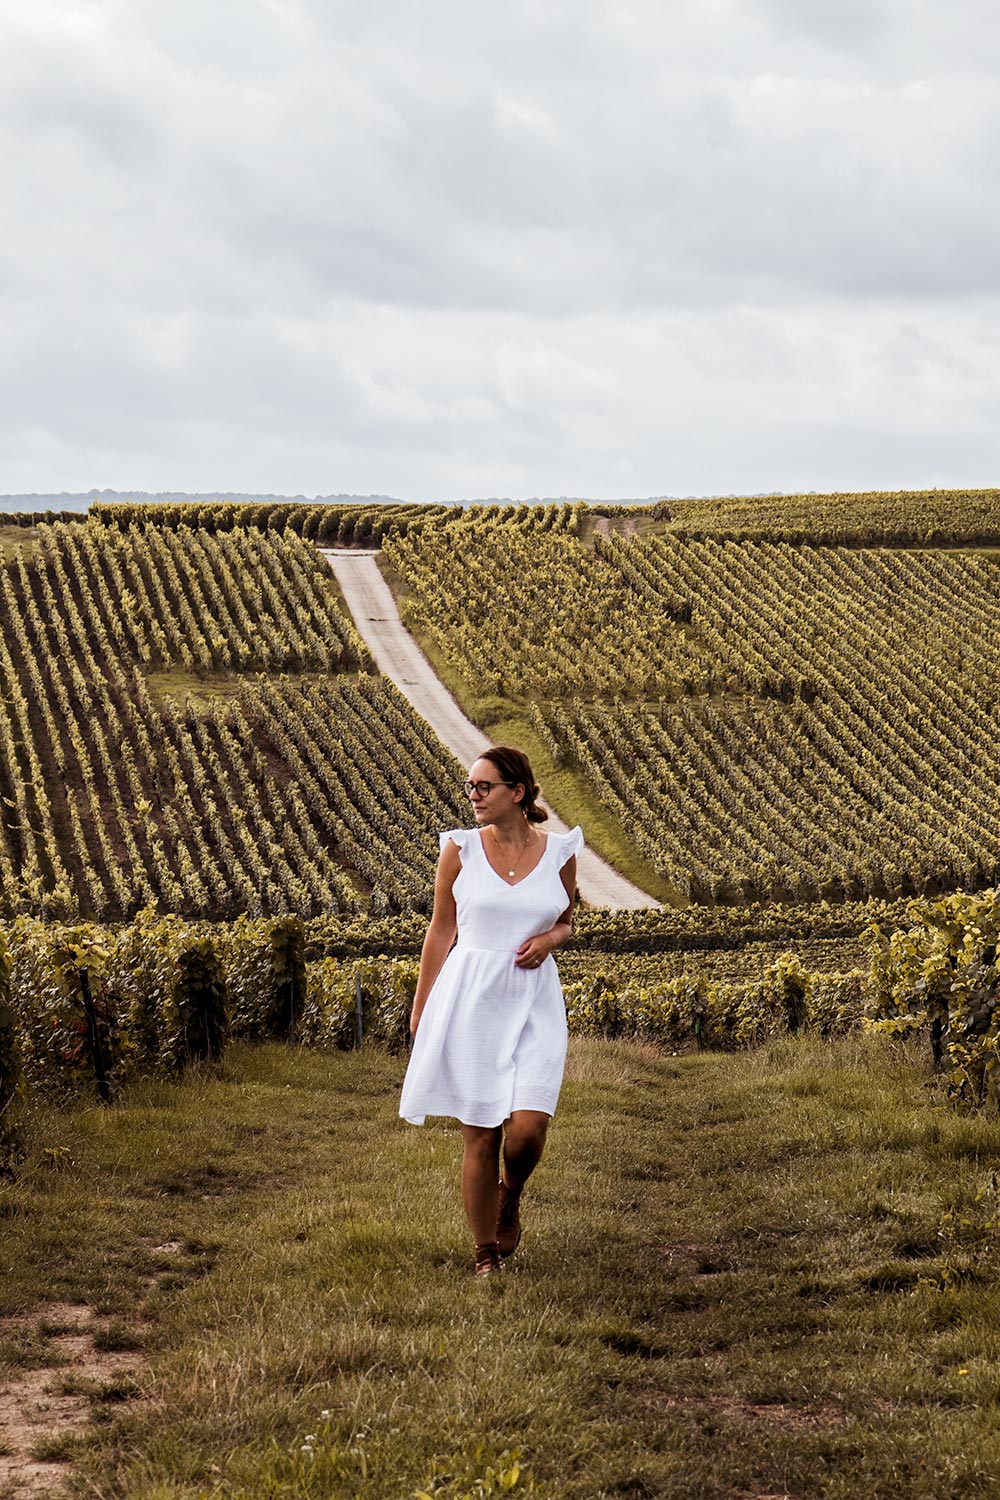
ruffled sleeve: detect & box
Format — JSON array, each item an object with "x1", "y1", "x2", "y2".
[
  {"x1": 555, "y1": 825, "x2": 584, "y2": 867},
  {"x1": 439, "y1": 828, "x2": 475, "y2": 861}
]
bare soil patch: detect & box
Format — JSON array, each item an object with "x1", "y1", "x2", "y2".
[
  {"x1": 0, "y1": 1301, "x2": 145, "y2": 1498},
  {"x1": 652, "y1": 1391, "x2": 848, "y2": 1431}
]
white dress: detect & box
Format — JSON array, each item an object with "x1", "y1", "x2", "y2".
[{"x1": 399, "y1": 824, "x2": 584, "y2": 1128}]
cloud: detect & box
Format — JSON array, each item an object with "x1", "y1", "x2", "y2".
[
  {"x1": 757, "y1": 0, "x2": 889, "y2": 51},
  {"x1": 1, "y1": 0, "x2": 999, "y2": 498}
]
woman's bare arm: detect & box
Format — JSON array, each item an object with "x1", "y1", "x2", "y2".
[{"x1": 409, "y1": 839, "x2": 463, "y2": 1036}]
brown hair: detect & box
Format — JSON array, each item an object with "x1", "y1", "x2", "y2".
[{"x1": 481, "y1": 745, "x2": 548, "y2": 824}]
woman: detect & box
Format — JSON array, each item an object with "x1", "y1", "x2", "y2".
[{"x1": 399, "y1": 745, "x2": 582, "y2": 1276}]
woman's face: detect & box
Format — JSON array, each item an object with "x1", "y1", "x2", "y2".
[{"x1": 466, "y1": 757, "x2": 523, "y2": 824}]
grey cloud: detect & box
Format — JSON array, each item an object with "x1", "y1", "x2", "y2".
[
  {"x1": 757, "y1": 0, "x2": 888, "y2": 50},
  {"x1": 2, "y1": 0, "x2": 1000, "y2": 499}
]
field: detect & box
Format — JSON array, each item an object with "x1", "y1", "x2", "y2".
[
  {"x1": 0, "y1": 519, "x2": 470, "y2": 920},
  {"x1": 4, "y1": 489, "x2": 1000, "y2": 1497},
  {"x1": 3, "y1": 490, "x2": 1000, "y2": 923},
  {"x1": 3, "y1": 1035, "x2": 1000, "y2": 1500},
  {"x1": 384, "y1": 510, "x2": 1000, "y2": 906},
  {"x1": 0, "y1": 487, "x2": 995, "y2": 991}
]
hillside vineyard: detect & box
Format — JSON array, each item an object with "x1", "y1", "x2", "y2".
[
  {"x1": 383, "y1": 506, "x2": 1000, "y2": 906},
  {"x1": 1, "y1": 492, "x2": 1000, "y2": 920},
  {"x1": 0, "y1": 521, "x2": 467, "y2": 919}
]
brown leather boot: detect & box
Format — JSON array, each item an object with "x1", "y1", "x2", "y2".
[
  {"x1": 474, "y1": 1241, "x2": 504, "y2": 1277},
  {"x1": 496, "y1": 1179, "x2": 523, "y2": 1257}
]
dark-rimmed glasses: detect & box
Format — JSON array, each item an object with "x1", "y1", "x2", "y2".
[{"x1": 464, "y1": 779, "x2": 515, "y2": 797}]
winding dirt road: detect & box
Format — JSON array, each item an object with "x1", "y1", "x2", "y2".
[{"x1": 320, "y1": 548, "x2": 660, "y2": 909}]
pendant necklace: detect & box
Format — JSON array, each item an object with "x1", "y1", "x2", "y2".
[{"x1": 490, "y1": 823, "x2": 532, "y2": 879}]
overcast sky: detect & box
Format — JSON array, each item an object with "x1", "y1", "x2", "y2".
[{"x1": 3, "y1": 0, "x2": 999, "y2": 502}]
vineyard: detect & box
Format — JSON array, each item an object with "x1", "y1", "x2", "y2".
[
  {"x1": 80, "y1": 485, "x2": 1000, "y2": 548},
  {"x1": 7, "y1": 883, "x2": 1000, "y2": 1170},
  {"x1": 88, "y1": 495, "x2": 590, "y2": 544},
  {"x1": 4, "y1": 490, "x2": 1000, "y2": 926},
  {"x1": 382, "y1": 511, "x2": 1000, "y2": 907},
  {"x1": 0, "y1": 519, "x2": 468, "y2": 921},
  {"x1": 661, "y1": 485, "x2": 1000, "y2": 545}
]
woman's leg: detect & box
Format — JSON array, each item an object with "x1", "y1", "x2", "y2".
[
  {"x1": 501, "y1": 1109, "x2": 550, "y2": 1190},
  {"x1": 460, "y1": 1123, "x2": 503, "y2": 1245},
  {"x1": 495, "y1": 1110, "x2": 550, "y2": 1256}
]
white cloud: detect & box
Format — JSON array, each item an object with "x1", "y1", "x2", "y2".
[{"x1": 2, "y1": 0, "x2": 1000, "y2": 498}]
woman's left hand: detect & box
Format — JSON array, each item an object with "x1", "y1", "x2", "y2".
[{"x1": 515, "y1": 938, "x2": 551, "y2": 970}]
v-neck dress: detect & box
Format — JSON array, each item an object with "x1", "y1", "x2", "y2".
[{"x1": 399, "y1": 824, "x2": 584, "y2": 1127}]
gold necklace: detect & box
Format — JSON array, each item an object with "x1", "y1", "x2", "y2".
[{"x1": 489, "y1": 823, "x2": 533, "y2": 879}]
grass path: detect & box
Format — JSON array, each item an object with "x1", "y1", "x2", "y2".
[{"x1": 3, "y1": 1036, "x2": 1000, "y2": 1498}]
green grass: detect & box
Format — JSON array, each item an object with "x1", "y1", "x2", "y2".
[
  {"x1": 144, "y1": 668, "x2": 250, "y2": 706},
  {"x1": 5, "y1": 1037, "x2": 1000, "y2": 1497},
  {"x1": 143, "y1": 667, "x2": 365, "y2": 710},
  {"x1": 0, "y1": 523, "x2": 41, "y2": 561},
  {"x1": 29, "y1": 1431, "x2": 80, "y2": 1462}
]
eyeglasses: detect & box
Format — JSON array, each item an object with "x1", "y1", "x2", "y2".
[{"x1": 464, "y1": 779, "x2": 515, "y2": 798}]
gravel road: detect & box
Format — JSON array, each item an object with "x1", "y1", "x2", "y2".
[{"x1": 320, "y1": 548, "x2": 660, "y2": 909}]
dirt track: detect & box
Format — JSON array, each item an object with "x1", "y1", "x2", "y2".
[{"x1": 320, "y1": 548, "x2": 660, "y2": 909}]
